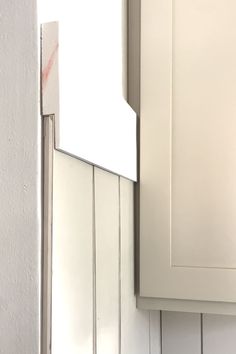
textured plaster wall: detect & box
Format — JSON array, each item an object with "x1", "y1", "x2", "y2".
[{"x1": 0, "y1": 1, "x2": 40, "y2": 353}]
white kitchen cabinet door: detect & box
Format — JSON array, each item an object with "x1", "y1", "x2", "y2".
[{"x1": 138, "y1": 0, "x2": 236, "y2": 310}]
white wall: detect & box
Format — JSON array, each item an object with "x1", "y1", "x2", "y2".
[{"x1": 0, "y1": 1, "x2": 40, "y2": 353}]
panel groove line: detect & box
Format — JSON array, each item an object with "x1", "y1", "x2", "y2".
[
  {"x1": 119, "y1": 176, "x2": 121, "y2": 354},
  {"x1": 160, "y1": 311, "x2": 163, "y2": 354},
  {"x1": 200, "y1": 314, "x2": 203, "y2": 354},
  {"x1": 92, "y1": 166, "x2": 97, "y2": 354}
]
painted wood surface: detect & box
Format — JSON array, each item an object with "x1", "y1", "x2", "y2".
[
  {"x1": 162, "y1": 312, "x2": 201, "y2": 354},
  {"x1": 94, "y1": 168, "x2": 120, "y2": 354},
  {"x1": 52, "y1": 152, "x2": 94, "y2": 354},
  {"x1": 51, "y1": 151, "x2": 236, "y2": 354},
  {"x1": 51, "y1": 154, "x2": 162, "y2": 353},
  {"x1": 203, "y1": 314, "x2": 236, "y2": 354},
  {"x1": 139, "y1": 0, "x2": 236, "y2": 304},
  {"x1": 120, "y1": 178, "x2": 150, "y2": 354}
]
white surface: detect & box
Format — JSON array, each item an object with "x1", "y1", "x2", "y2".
[
  {"x1": 162, "y1": 312, "x2": 201, "y2": 354},
  {"x1": 39, "y1": 0, "x2": 137, "y2": 181},
  {"x1": 50, "y1": 151, "x2": 236, "y2": 354},
  {"x1": 140, "y1": 0, "x2": 236, "y2": 302},
  {"x1": 50, "y1": 154, "x2": 159, "y2": 353},
  {"x1": 52, "y1": 152, "x2": 94, "y2": 354},
  {"x1": 95, "y1": 169, "x2": 120, "y2": 354},
  {"x1": 0, "y1": 1, "x2": 40, "y2": 353}
]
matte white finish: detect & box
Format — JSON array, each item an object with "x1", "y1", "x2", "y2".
[
  {"x1": 95, "y1": 169, "x2": 120, "y2": 354},
  {"x1": 52, "y1": 152, "x2": 94, "y2": 354},
  {"x1": 203, "y1": 314, "x2": 236, "y2": 354},
  {"x1": 49, "y1": 148, "x2": 161, "y2": 353},
  {"x1": 139, "y1": 0, "x2": 236, "y2": 304},
  {"x1": 171, "y1": 0, "x2": 236, "y2": 269},
  {"x1": 0, "y1": 1, "x2": 40, "y2": 353},
  {"x1": 120, "y1": 178, "x2": 151, "y2": 354},
  {"x1": 138, "y1": 297, "x2": 236, "y2": 316},
  {"x1": 162, "y1": 312, "x2": 201, "y2": 354},
  {"x1": 149, "y1": 312, "x2": 161, "y2": 354},
  {"x1": 48, "y1": 147, "x2": 236, "y2": 354},
  {"x1": 40, "y1": 1, "x2": 137, "y2": 181}
]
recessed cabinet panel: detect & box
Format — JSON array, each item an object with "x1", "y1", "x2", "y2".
[
  {"x1": 172, "y1": 0, "x2": 236, "y2": 269},
  {"x1": 139, "y1": 0, "x2": 236, "y2": 304}
]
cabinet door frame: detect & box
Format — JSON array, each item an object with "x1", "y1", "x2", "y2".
[{"x1": 138, "y1": 0, "x2": 236, "y2": 312}]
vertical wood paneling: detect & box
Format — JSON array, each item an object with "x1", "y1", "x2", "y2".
[
  {"x1": 94, "y1": 168, "x2": 120, "y2": 354},
  {"x1": 51, "y1": 155, "x2": 236, "y2": 354},
  {"x1": 162, "y1": 312, "x2": 201, "y2": 354},
  {"x1": 150, "y1": 312, "x2": 161, "y2": 354},
  {"x1": 120, "y1": 178, "x2": 151, "y2": 354},
  {"x1": 52, "y1": 152, "x2": 93, "y2": 354},
  {"x1": 203, "y1": 314, "x2": 236, "y2": 354}
]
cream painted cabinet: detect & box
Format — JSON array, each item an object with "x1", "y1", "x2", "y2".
[{"x1": 138, "y1": 0, "x2": 236, "y2": 314}]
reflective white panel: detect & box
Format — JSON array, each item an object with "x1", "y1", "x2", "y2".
[{"x1": 39, "y1": 0, "x2": 137, "y2": 180}]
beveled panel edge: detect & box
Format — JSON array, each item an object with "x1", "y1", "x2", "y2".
[{"x1": 137, "y1": 296, "x2": 236, "y2": 316}]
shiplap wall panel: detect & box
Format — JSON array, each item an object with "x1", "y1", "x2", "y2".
[
  {"x1": 52, "y1": 152, "x2": 94, "y2": 354},
  {"x1": 120, "y1": 178, "x2": 151, "y2": 354},
  {"x1": 162, "y1": 312, "x2": 201, "y2": 354},
  {"x1": 51, "y1": 153, "x2": 236, "y2": 354},
  {"x1": 203, "y1": 314, "x2": 236, "y2": 354},
  {"x1": 95, "y1": 168, "x2": 120, "y2": 354},
  {"x1": 150, "y1": 312, "x2": 161, "y2": 353}
]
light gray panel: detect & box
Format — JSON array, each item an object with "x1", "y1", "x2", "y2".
[
  {"x1": 95, "y1": 168, "x2": 120, "y2": 354},
  {"x1": 203, "y1": 314, "x2": 236, "y2": 354},
  {"x1": 52, "y1": 152, "x2": 93, "y2": 354},
  {"x1": 150, "y1": 312, "x2": 161, "y2": 354},
  {"x1": 120, "y1": 178, "x2": 151, "y2": 354},
  {"x1": 162, "y1": 312, "x2": 201, "y2": 354}
]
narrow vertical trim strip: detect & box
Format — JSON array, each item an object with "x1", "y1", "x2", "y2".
[
  {"x1": 149, "y1": 311, "x2": 151, "y2": 354},
  {"x1": 170, "y1": 0, "x2": 174, "y2": 267},
  {"x1": 118, "y1": 177, "x2": 122, "y2": 354},
  {"x1": 201, "y1": 313, "x2": 203, "y2": 354},
  {"x1": 41, "y1": 115, "x2": 54, "y2": 354},
  {"x1": 160, "y1": 311, "x2": 163, "y2": 354},
  {"x1": 92, "y1": 167, "x2": 97, "y2": 354}
]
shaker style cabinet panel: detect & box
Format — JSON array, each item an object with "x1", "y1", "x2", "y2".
[{"x1": 138, "y1": 0, "x2": 236, "y2": 312}]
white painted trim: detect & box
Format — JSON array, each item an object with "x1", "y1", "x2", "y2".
[{"x1": 137, "y1": 297, "x2": 236, "y2": 316}]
